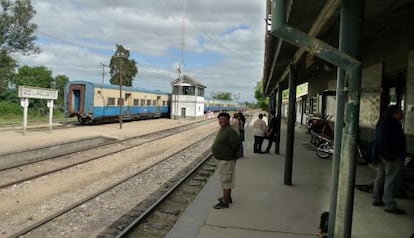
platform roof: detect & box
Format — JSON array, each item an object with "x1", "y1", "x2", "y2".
[{"x1": 262, "y1": 0, "x2": 414, "y2": 95}]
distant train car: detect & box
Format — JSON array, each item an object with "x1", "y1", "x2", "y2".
[
  {"x1": 64, "y1": 81, "x2": 170, "y2": 124},
  {"x1": 204, "y1": 98, "x2": 242, "y2": 112}
]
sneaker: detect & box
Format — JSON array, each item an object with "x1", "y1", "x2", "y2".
[
  {"x1": 218, "y1": 197, "x2": 233, "y2": 204},
  {"x1": 213, "y1": 202, "x2": 229, "y2": 209},
  {"x1": 384, "y1": 208, "x2": 406, "y2": 214},
  {"x1": 372, "y1": 200, "x2": 384, "y2": 206}
]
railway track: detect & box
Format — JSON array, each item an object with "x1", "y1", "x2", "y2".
[
  {"x1": 0, "y1": 118, "x2": 215, "y2": 189},
  {"x1": 6, "y1": 131, "x2": 217, "y2": 238},
  {"x1": 112, "y1": 152, "x2": 215, "y2": 238}
]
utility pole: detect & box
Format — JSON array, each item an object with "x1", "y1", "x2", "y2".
[
  {"x1": 99, "y1": 63, "x2": 108, "y2": 85},
  {"x1": 119, "y1": 60, "x2": 123, "y2": 129},
  {"x1": 175, "y1": 0, "x2": 186, "y2": 120}
]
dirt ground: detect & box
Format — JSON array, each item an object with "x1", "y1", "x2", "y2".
[
  {"x1": 0, "y1": 119, "x2": 194, "y2": 154},
  {"x1": 0, "y1": 118, "x2": 219, "y2": 237}
]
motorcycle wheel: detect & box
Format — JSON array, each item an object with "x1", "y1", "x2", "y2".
[{"x1": 316, "y1": 142, "x2": 332, "y2": 159}]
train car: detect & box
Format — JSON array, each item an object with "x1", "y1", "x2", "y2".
[
  {"x1": 204, "y1": 98, "x2": 242, "y2": 112},
  {"x1": 64, "y1": 81, "x2": 170, "y2": 124}
]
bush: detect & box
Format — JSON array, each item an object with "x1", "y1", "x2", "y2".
[{"x1": 0, "y1": 101, "x2": 22, "y2": 115}]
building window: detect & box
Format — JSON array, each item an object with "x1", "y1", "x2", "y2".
[
  {"x1": 183, "y1": 86, "x2": 195, "y2": 95},
  {"x1": 133, "y1": 99, "x2": 139, "y2": 105},
  {"x1": 107, "y1": 97, "x2": 115, "y2": 106},
  {"x1": 197, "y1": 88, "x2": 205, "y2": 97}
]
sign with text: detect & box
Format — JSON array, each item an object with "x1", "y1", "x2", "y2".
[{"x1": 18, "y1": 86, "x2": 58, "y2": 100}]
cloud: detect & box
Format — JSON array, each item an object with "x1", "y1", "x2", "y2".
[{"x1": 16, "y1": 0, "x2": 265, "y2": 102}]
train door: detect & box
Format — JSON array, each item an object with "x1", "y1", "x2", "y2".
[
  {"x1": 156, "y1": 96, "x2": 161, "y2": 116},
  {"x1": 68, "y1": 84, "x2": 85, "y2": 114},
  {"x1": 125, "y1": 93, "x2": 132, "y2": 116}
]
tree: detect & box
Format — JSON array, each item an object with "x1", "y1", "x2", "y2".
[
  {"x1": 109, "y1": 44, "x2": 138, "y2": 86},
  {"x1": 12, "y1": 65, "x2": 53, "y2": 88},
  {"x1": 0, "y1": 0, "x2": 39, "y2": 55},
  {"x1": 254, "y1": 81, "x2": 269, "y2": 110},
  {"x1": 53, "y1": 75, "x2": 69, "y2": 109},
  {"x1": 212, "y1": 91, "x2": 232, "y2": 100},
  {"x1": 0, "y1": 52, "x2": 17, "y2": 93},
  {"x1": 12, "y1": 65, "x2": 54, "y2": 112}
]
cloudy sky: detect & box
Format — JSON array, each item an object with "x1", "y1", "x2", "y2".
[{"x1": 16, "y1": 1, "x2": 266, "y2": 102}]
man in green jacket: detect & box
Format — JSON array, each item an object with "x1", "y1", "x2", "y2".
[{"x1": 212, "y1": 112, "x2": 241, "y2": 209}]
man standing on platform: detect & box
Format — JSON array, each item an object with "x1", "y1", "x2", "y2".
[
  {"x1": 264, "y1": 110, "x2": 278, "y2": 153},
  {"x1": 372, "y1": 105, "x2": 406, "y2": 214},
  {"x1": 212, "y1": 112, "x2": 241, "y2": 209}
]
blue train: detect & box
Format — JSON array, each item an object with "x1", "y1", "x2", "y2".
[{"x1": 64, "y1": 81, "x2": 243, "y2": 124}]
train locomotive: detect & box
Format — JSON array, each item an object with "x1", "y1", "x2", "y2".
[{"x1": 64, "y1": 81, "x2": 242, "y2": 124}]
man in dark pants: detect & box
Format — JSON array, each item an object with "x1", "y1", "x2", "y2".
[
  {"x1": 264, "y1": 110, "x2": 278, "y2": 153},
  {"x1": 212, "y1": 112, "x2": 241, "y2": 209},
  {"x1": 372, "y1": 105, "x2": 406, "y2": 214}
]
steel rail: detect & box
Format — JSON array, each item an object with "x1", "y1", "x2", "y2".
[
  {"x1": 0, "y1": 119, "x2": 215, "y2": 189},
  {"x1": 7, "y1": 131, "x2": 217, "y2": 238},
  {"x1": 116, "y1": 152, "x2": 213, "y2": 238}
]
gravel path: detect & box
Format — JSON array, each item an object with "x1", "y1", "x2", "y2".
[{"x1": 0, "y1": 120, "x2": 218, "y2": 238}]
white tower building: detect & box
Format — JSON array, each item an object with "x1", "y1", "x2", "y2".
[{"x1": 171, "y1": 75, "x2": 206, "y2": 120}]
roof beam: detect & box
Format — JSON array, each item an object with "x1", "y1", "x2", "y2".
[{"x1": 270, "y1": 0, "x2": 343, "y2": 90}]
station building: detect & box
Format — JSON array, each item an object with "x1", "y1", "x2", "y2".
[{"x1": 171, "y1": 75, "x2": 206, "y2": 120}]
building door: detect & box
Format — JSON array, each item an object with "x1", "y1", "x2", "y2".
[
  {"x1": 181, "y1": 107, "x2": 186, "y2": 118},
  {"x1": 382, "y1": 71, "x2": 406, "y2": 114}
]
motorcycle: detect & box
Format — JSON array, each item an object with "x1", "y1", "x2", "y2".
[
  {"x1": 310, "y1": 114, "x2": 334, "y2": 146},
  {"x1": 316, "y1": 135, "x2": 369, "y2": 165}
]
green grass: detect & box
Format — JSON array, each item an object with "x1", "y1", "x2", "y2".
[{"x1": 0, "y1": 110, "x2": 75, "y2": 126}]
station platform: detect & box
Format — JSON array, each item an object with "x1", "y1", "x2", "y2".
[{"x1": 166, "y1": 120, "x2": 414, "y2": 238}]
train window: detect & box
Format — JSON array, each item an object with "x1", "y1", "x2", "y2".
[
  {"x1": 146, "y1": 99, "x2": 151, "y2": 106},
  {"x1": 133, "y1": 99, "x2": 139, "y2": 105},
  {"x1": 107, "y1": 97, "x2": 115, "y2": 106},
  {"x1": 153, "y1": 100, "x2": 157, "y2": 106},
  {"x1": 162, "y1": 101, "x2": 166, "y2": 106},
  {"x1": 140, "y1": 99, "x2": 145, "y2": 106}
]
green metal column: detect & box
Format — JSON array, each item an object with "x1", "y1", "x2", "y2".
[
  {"x1": 271, "y1": 91, "x2": 277, "y2": 113},
  {"x1": 275, "y1": 84, "x2": 283, "y2": 154},
  {"x1": 284, "y1": 64, "x2": 297, "y2": 185},
  {"x1": 334, "y1": 0, "x2": 363, "y2": 237},
  {"x1": 328, "y1": 68, "x2": 345, "y2": 237}
]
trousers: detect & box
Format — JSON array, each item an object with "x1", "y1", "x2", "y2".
[
  {"x1": 373, "y1": 157, "x2": 402, "y2": 209},
  {"x1": 254, "y1": 136, "x2": 264, "y2": 153}
]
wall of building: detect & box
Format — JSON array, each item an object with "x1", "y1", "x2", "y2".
[{"x1": 171, "y1": 95, "x2": 205, "y2": 119}]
